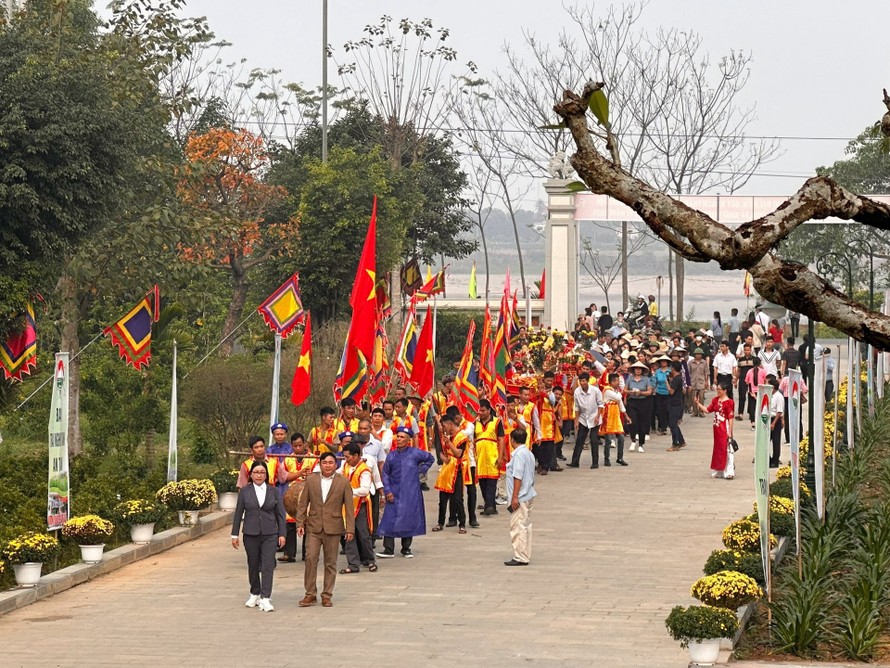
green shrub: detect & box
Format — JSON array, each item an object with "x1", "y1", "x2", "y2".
[
  {"x1": 665, "y1": 605, "x2": 738, "y2": 648},
  {"x1": 769, "y1": 478, "x2": 812, "y2": 503},
  {"x1": 746, "y1": 512, "x2": 795, "y2": 537},
  {"x1": 704, "y1": 549, "x2": 765, "y2": 584}
]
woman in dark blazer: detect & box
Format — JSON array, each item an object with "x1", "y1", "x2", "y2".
[{"x1": 231, "y1": 459, "x2": 287, "y2": 612}]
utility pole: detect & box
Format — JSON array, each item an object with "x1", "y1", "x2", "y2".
[{"x1": 321, "y1": 0, "x2": 328, "y2": 163}]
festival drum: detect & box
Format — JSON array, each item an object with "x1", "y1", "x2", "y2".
[{"x1": 283, "y1": 480, "x2": 305, "y2": 518}]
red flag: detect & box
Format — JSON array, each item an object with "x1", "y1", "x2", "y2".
[
  {"x1": 540, "y1": 268, "x2": 546, "y2": 299},
  {"x1": 290, "y1": 314, "x2": 312, "y2": 406},
  {"x1": 334, "y1": 198, "x2": 379, "y2": 401},
  {"x1": 479, "y1": 303, "x2": 493, "y2": 395},
  {"x1": 409, "y1": 307, "x2": 435, "y2": 397}
]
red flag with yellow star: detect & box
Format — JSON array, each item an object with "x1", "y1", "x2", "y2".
[
  {"x1": 334, "y1": 197, "x2": 378, "y2": 401},
  {"x1": 409, "y1": 306, "x2": 435, "y2": 397},
  {"x1": 290, "y1": 313, "x2": 312, "y2": 406}
]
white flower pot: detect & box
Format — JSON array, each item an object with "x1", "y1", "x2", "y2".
[
  {"x1": 218, "y1": 492, "x2": 238, "y2": 511},
  {"x1": 688, "y1": 638, "x2": 722, "y2": 665},
  {"x1": 79, "y1": 543, "x2": 105, "y2": 564},
  {"x1": 178, "y1": 510, "x2": 201, "y2": 526},
  {"x1": 129, "y1": 523, "x2": 156, "y2": 544},
  {"x1": 13, "y1": 562, "x2": 43, "y2": 587}
]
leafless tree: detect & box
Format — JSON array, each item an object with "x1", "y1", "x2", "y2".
[
  {"x1": 450, "y1": 77, "x2": 533, "y2": 297},
  {"x1": 580, "y1": 222, "x2": 654, "y2": 312},
  {"x1": 492, "y1": 1, "x2": 780, "y2": 315},
  {"x1": 554, "y1": 82, "x2": 890, "y2": 349}
]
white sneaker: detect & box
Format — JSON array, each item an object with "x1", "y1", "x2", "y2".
[
  {"x1": 495, "y1": 497, "x2": 508, "y2": 505},
  {"x1": 245, "y1": 594, "x2": 260, "y2": 608},
  {"x1": 258, "y1": 598, "x2": 274, "y2": 612},
  {"x1": 629, "y1": 441, "x2": 637, "y2": 452},
  {"x1": 637, "y1": 445, "x2": 645, "y2": 453}
]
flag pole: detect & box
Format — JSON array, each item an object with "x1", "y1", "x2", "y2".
[
  {"x1": 167, "y1": 340, "x2": 178, "y2": 482},
  {"x1": 269, "y1": 332, "x2": 282, "y2": 443}
]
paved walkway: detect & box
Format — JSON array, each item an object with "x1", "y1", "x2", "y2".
[{"x1": 0, "y1": 402, "x2": 776, "y2": 667}]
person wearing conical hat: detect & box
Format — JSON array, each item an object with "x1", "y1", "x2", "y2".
[{"x1": 625, "y1": 361, "x2": 653, "y2": 453}]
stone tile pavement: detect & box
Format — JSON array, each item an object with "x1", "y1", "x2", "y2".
[{"x1": 0, "y1": 405, "x2": 782, "y2": 668}]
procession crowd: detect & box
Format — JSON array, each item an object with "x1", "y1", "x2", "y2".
[{"x1": 229, "y1": 295, "x2": 829, "y2": 611}]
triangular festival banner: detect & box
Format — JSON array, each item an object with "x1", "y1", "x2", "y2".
[
  {"x1": 104, "y1": 286, "x2": 159, "y2": 370},
  {"x1": 257, "y1": 273, "x2": 305, "y2": 339},
  {"x1": 0, "y1": 303, "x2": 37, "y2": 381}
]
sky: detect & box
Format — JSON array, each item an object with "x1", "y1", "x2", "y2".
[{"x1": 175, "y1": 0, "x2": 889, "y2": 200}]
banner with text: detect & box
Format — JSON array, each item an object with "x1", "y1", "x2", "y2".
[
  {"x1": 754, "y1": 384, "x2": 772, "y2": 598},
  {"x1": 47, "y1": 353, "x2": 70, "y2": 531},
  {"x1": 813, "y1": 354, "x2": 826, "y2": 520},
  {"x1": 787, "y1": 369, "x2": 802, "y2": 554}
]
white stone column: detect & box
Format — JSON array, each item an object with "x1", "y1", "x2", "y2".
[{"x1": 543, "y1": 179, "x2": 578, "y2": 331}]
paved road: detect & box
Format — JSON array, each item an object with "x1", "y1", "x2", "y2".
[{"x1": 1, "y1": 404, "x2": 772, "y2": 667}]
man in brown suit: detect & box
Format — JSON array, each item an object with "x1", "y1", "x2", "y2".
[{"x1": 296, "y1": 451, "x2": 355, "y2": 607}]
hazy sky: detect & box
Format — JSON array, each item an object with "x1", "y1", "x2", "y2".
[{"x1": 177, "y1": 0, "x2": 888, "y2": 199}]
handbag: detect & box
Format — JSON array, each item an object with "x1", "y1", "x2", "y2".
[{"x1": 729, "y1": 438, "x2": 739, "y2": 453}]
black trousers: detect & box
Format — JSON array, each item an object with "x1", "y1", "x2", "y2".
[
  {"x1": 668, "y1": 403, "x2": 685, "y2": 446},
  {"x1": 370, "y1": 491, "x2": 381, "y2": 538},
  {"x1": 345, "y1": 505, "x2": 376, "y2": 569},
  {"x1": 382, "y1": 536, "x2": 413, "y2": 555},
  {"x1": 790, "y1": 318, "x2": 800, "y2": 338},
  {"x1": 654, "y1": 394, "x2": 669, "y2": 431},
  {"x1": 571, "y1": 423, "x2": 599, "y2": 467},
  {"x1": 440, "y1": 469, "x2": 466, "y2": 526},
  {"x1": 737, "y1": 375, "x2": 750, "y2": 416},
  {"x1": 243, "y1": 533, "x2": 278, "y2": 599},
  {"x1": 537, "y1": 440, "x2": 554, "y2": 470},
  {"x1": 479, "y1": 477, "x2": 497, "y2": 510},
  {"x1": 626, "y1": 398, "x2": 652, "y2": 444},
  {"x1": 450, "y1": 467, "x2": 476, "y2": 524},
  {"x1": 770, "y1": 421, "x2": 783, "y2": 466},
  {"x1": 602, "y1": 432, "x2": 624, "y2": 462}
]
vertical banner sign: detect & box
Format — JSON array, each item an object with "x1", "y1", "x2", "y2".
[
  {"x1": 754, "y1": 384, "x2": 772, "y2": 600},
  {"x1": 847, "y1": 338, "x2": 855, "y2": 452},
  {"x1": 167, "y1": 340, "x2": 178, "y2": 483},
  {"x1": 854, "y1": 344, "x2": 862, "y2": 435},
  {"x1": 269, "y1": 332, "x2": 282, "y2": 444},
  {"x1": 813, "y1": 354, "x2": 826, "y2": 520},
  {"x1": 867, "y1": 344, "x2": 875, "y2": 417},
  {"x1": 831, "y1": 373, "x2": 840, "y2": 487},
  {"x1": 47, "y1": 353, "x2": 70, "y2": 531},
  {"x1": 787, "y1": 369, "x2": 802, "y2": 556}
]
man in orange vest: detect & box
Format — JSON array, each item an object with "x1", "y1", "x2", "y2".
[
  {"x1": 280, "y1": 433, "x2": 317, "y2": 562},
  {"x1": 237, "y1": 436, "x2": 285, "y2": 488},
  {"x1": 474, "y1": 399, "x2": 506, "y2": 516},
  {"x1": 334, "y1": 398, "x2": 360, "y2": 434},
  {"x1": 340, "y1": 442, "x2": 377, "y2": 573}
]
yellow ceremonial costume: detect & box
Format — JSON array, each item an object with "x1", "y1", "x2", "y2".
[
  {"x1": 334, "y1": 417, "x2": 360, "y2": 434},
  {"x1": 309, "y1": 425, "x2": 337, "y2": 454},
  {"x1": 538, "y1": 393, "x2": 557, "y2": 441},
  {"x1": 520, "y1": 402, "x2": 538, "y2": 444},
  {"x1": 599, "y1": 401, "x2": 625, "y2": 436},
  {"x1": 342, "y1": 460, "x2": 373, "y2": 531},
  {"x1": 241, "y1": 456, "x2": 279, "y2": 485},
  {"x1": 474, "y1": 417, "x2": 501, "y2": 479},
  {"x1": 435, "y1": 430, "x2": 470, "y2": 492}
]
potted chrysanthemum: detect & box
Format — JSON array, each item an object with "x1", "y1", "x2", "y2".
[
  {"x1": 156, "y1": 479, "x2": 217, "y2": 525},
  {"x1": 210, "y1": 469, "x2": 240, "y2": 511},
  {"x1": 1, "y1": 531, "x2": 61, "y2": 586},
  {"x1": 62, "y1": 515, "x2": 115, "y2": 563},
  {"x1": 113, "y1": 499, "x2": 167, "y2": 544},
  {"x1": 665, "y1": 605, "x2": 739, "y2": 665}
]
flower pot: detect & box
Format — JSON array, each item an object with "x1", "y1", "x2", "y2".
[
  {"x1": 178, "y1": 510, "x2": 201, "y2": 526},
  {"x1": 12, "y1": 562, "x2": 43, "y2": 587},
  {"x1": 218, "y1": 492, "x2": 238, "y2": 512},
  {"x1": 688, "y1": 638, "x2": 722, "y2": 666},
  {"x1": 79, "y1": 544, "x2": 105, "y2": 564},
  {"x1": 129, "y1": 523, "x2": 156, "y2": 544}
]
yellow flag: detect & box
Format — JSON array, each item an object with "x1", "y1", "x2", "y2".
[
  {"x1": 469, "y1": 261, "x2": 478, "y2": 299},
  {"x1": 425, "y1": 265, "x2": 433, "y2": 283}
]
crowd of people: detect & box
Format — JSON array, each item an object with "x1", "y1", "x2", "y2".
[{"x1": 229, "y1": 298, "x2": 822, "y2": 610}]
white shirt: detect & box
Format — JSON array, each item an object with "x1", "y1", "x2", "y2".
[
  {"x1": 253, "y1": 482, "x2": 267, "y2": 507},
  {"x1": 759, "y1": 349, "x2": 781, "y2": 377},
  {"x1": 574, "y1": 384, "x2": 604, "y2": 428},
  {"x1": 370, "y1": 427, "x2": 393, "y2": 455},
  {"x1": 339, "y1": 462, "x2": 373, "y2": 497},
  {"x1": 320, "y1": 474, "x2": 334, "y2": 503},
  {"x1": 756, "y1": 311, "x2": 770, "y2": 331},
  {"x1": 770, "y1": 391, "x2": 784, "y2": 417},
  {"x1": 361, "y1": 453, "x2": 384, "y2": 491},
  {"x1": 712, "y1": 351, "x2": 738, "y2": 376}
]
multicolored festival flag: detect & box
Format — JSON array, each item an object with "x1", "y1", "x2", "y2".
[
  {"x1": 415, "y1": 268, "x2": 446, "y2": 301},
  {"x1": 491, "y1": 291, "x2": 511, "y2": 408},
  {"x1": 0, "y1": 303, "x2": 37, "y2": 381},
  {"x1": 257, "y1": 273, "x2": 305, "y2": 338},
  {"x1": 290, "y1": 314, "x2": 312, "y2": 407},
  {"x1": 333, "y1": 197, "x2": 378, "y2": 401},
  {"x1": 479, "y1": 303, "x2": 493, "y2": 395},
  {"x1": 394, "y1": 299, "x2": 418, "y2": 385},
  {"x1": 409, "y1": 307, "x2": 435, "y2": 397},
  {"x1": 104, "y1": 286, "x2": 160, "y2": 369},
  {"x1": 368, "y1": 312, "x2": 390, "y2": 404},
  {"x1": 376, "y1": 278, "x2": 392, "y2": 320},
  {"x1": 400, "y1": 257, "x2": 422, "y2": 294},
  {"x1": 454, "y1": 320, "x2": 479, "y2": 419},
  {"x1": 509, "y1": 291, "x2": 523, "y2": 348}
]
